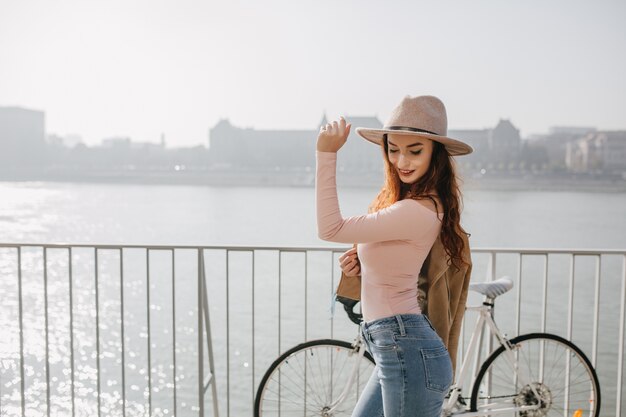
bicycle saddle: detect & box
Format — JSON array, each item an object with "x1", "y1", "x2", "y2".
[{"x1": 469, "y1": 276, "x2": 514, "y2": 299}]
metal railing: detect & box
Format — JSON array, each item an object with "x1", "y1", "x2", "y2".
[
  {"x1": 0, "y1": 244, "x2": 219, "y2": 417},
  {"x1": 0, "y1": 243, "x2": 624, "y2": 416}
]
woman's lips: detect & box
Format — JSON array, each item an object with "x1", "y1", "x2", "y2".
[{"x1": 398, "y1": 169, "x2": 415, "y2": 176}]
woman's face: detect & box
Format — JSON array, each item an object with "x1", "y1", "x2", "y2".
[{"x1": 386, "y1": 133, "x2": 434, "y2": 184}]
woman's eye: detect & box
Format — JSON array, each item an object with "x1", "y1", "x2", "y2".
[
  {"x1": 389, "y1": 149, "x2": 398, "y2": 154},
  {"x1": 411, "y1": 150, "x2": 422, "y2": 155}
]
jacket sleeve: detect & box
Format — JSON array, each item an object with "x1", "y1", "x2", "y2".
[
  {"x1": 447, "y1": 260, "x2": 472, "y2": 375},
  {"x1": 316, "y1": 151, "x2": 439, "y2": 243}
]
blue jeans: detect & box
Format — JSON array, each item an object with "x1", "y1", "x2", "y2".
[{"x1": 352, "y1": 314, "x2": 453, "y2": 417}]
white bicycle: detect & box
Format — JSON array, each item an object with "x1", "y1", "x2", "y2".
[{"x1": 254, "y1": 277, "x2": 601, "y2": 417}]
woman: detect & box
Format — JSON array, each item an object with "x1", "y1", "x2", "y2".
[{"x1": 316, "y1": 95, "x2": 473, "y2": 417}]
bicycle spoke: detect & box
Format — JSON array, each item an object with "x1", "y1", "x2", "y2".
[
  {"x1": 256, "y1": 341, "x2": 375, "y2": 417},
  {"x1": 470, "y1": 334, "x2": 599, "y2": 417}
]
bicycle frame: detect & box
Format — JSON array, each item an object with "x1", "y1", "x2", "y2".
[
  {"x1": 320, "y1": 303, "x2": 545, "y2": 417},
  {"x1": 442, "y1": 302, "x2": 543, "y2": 417}
]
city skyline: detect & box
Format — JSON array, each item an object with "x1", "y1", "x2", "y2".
[
  {"x1": 4, "y1": 105, "x2": 624, "y2": 181},
  {"x1": 0, "y1": 103, "x2": 613, "y2": 147},
  {"x1": 1, "y1": 0, "x2": 625, "y2": 147}
]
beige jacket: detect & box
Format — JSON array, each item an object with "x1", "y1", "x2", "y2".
[{"x1": 336, "y1": 233, "x2": 472, "y2": 374}]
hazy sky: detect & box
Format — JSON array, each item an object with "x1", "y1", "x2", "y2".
[{"x1": 1, "y1": 0, "x2": 625, "y2": 146}]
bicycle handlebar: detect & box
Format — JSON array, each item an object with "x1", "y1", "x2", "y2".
[{"x1": 336, "y1": 296, "x2": 363, "y2": 325}]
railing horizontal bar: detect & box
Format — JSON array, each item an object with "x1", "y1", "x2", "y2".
[{"x1": 1, "y1": 242, "x2": 625, "y2": 254}]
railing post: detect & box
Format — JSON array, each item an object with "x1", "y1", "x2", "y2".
[
  {"x1": 95, "y1": 248, "x2": 101, "y2": 417},
  {"x1": 201, "y1": 254, "x2": 219, "y2": 417},
  {"x1": 171, "y1": 249, "x2": 177, "y2": 417},
  {"x1": 68, "y1": 247, "x2": 76, "y2": 417},
  {"x1": 197, "y1": 248, "x2": 204, "y2": 417},
  {"x1": 119, "y1": 249, "x2": 126, "y2": 417},
  {"x1": 226, "y1": 250, "x2": 230, "y2": 417},
  {"x1": 616, "y1": 254, "x2": 626, "y2": 417},
  {"x1": 592, "y1": 255, "x2": 601, "y2": 368},
  {"x1": 146, "y1": 249, "x2": 152, "y2": 416},
  {"x1": 43, "y1": 247, "x2": 50, "y2": 417},
  {"x1": 18, "y1": 247, "x2": 25, "y2": 417}
]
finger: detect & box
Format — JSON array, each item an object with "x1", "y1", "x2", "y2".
[
  {"x1": 346, "y1": 123, "x2": 352, "y2": 135},
  {"x1": 345, "y1": 247, "x2": 357, "y2": 255},
  {"x1": 347, "y1": 265, "x2": 360, "y2": 276},
  {"x1": 340, "y1": 255, "x2": 357, "y2": 268},
  {"x1": 339, "y1": 117, "x2": 346, "y2": 131},
  {"x1": 340, "y1": 256, "x2": 356, "y2": 268},
  {"x1": 339, "y1": 251, "x2": 354, "y2": 262}
]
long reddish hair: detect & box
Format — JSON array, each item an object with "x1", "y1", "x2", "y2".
[{"x1": 369, "y1": 135, "x2": 470, "y2": 269}]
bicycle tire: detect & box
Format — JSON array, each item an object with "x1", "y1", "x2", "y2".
[
  {"x1": 470, "y1": 333, "x2": 600, "y2": 417},
  {"x1": 254, "y1": 339, "x2": 375, "y2": 417}
]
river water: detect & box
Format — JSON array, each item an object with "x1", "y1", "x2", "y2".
[{"x1": 0, "y1": 182, "x2": 625, "y2": 416}]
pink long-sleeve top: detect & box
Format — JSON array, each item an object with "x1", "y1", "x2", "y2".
[{"x1": 316, "y1": 151, "x2": 443, "y2": 323}]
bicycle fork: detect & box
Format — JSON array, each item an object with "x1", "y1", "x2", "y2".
[{"x1": 326, "y1": 335, "x2": 368, "y2": 415}]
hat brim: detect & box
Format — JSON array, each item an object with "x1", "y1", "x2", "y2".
[{"x1": 356, "y1": 127, "x2": 473, "y2": 156}]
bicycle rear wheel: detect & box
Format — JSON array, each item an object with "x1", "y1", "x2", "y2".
[
  {"x1": 254, "y1": 339, "x2": 375, "y2": 417},
  {"x1": 470, "y1": 333, "x2": 600, "y2": 417}
]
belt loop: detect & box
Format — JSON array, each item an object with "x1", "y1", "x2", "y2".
[
  {"x1": 395, "y1": 315, "x2": 406, "y2": 336},
  {"x1": 360, "y1": 321, "x2": 370, "y2": 344}
]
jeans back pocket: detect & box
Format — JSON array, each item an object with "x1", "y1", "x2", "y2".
[{"x1": 420, "y1": 345, "x2": 453, "y2": 393}]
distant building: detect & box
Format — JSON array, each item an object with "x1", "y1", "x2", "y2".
[
  {"x1": 489, "y1": 119, "x2": 521, "y2": 161},
  {"x1": 567, "y1": 131, "x2": 626, "y2": 173},
  {"x1": 449, "y1": 120, "x2": 522, "y2": 169},
  {"x1": 208, "y1": 115, "x2": 384, "y2": 172},
  {"x1": 449, "y1": 129, "x2": 489, "y2": 155},
  {"x1": 337, "y1": 116, "x2": 383, "y2": 173},
  {"x1": 102, "y1": 136, "x2": 132, "y2": 148},
  {"x1": 449, "y1": 128, "x2": 490, "y2": 168},
  {"x1": 207, "y1": 116, "x2": 581, "y2": 175},
  {"x1": 531, "y1": 126, "x2": 596, "y2": 170},
  {"x1": 46, "y1": 133, "x2": 83, "y2": 148},
  {"x1": 0, "y1": 106, "x2": 46, "y2": 167},
  {"x1": 208, "y1": 119, "x2": 316, "y2": 170}
]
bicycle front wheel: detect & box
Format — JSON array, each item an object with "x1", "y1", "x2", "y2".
[
  {"x1": 470, "y1": 333, "x2": 600, "y2": 417},
  {"x1": 254, "y1": 339, "x2": 375, "y2": 417}
]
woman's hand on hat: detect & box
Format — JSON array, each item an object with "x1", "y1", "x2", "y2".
[
  {"x1": 317, "y1": 117, "x2": 351, "y2": 152},
  {"x1": 339, "y1": 247, "x2": 361, "y2": 277}
]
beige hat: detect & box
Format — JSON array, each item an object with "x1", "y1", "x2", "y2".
[{"x1": 356, "y1": 95, "x2": 473, "y2": 156}]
